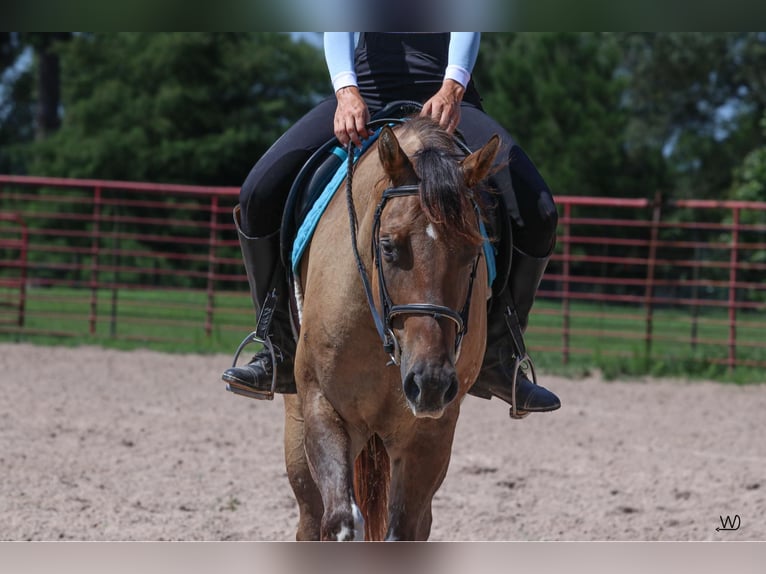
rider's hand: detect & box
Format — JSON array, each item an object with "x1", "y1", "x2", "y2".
[
  {"x1": 421, "y1": 79, "x2": 466, "y2": 134},
  {"x1": 334, "y1": 86, "x2": 371, "y2": 149}
]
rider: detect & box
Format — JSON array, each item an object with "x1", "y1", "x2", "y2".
[{"x1": 223, "y1": 33, "x2": 561, "y2": 416}]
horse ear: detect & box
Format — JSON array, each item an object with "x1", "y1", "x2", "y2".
[
  {"x1": 378, "y1": 125, "x2": 414, "y2": 184},
  {"x1": 461, "y1": 134, "x2": 501, "y2": 188}
]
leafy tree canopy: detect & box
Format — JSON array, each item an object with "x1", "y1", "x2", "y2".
[
  {"x1": 2, "y1": 32, "x2": 766, "y2": 205},
  {"x1": 23, "y1": 32, "x2": 328, "y2": 186},
  {"x1": 475, "y1": 32, "x2": 668, "y2": 199}
]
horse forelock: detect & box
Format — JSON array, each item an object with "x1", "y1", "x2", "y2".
[{"x1": 399, "y1": 118, "x2": 484, "y2": 246}]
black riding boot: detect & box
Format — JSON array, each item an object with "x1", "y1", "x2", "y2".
[
  {"x1": 222, "y1": 206, "x2": 296, "y2": 399},
  {"x1": 469, "y1": 247, "x2": 560, "y2": 418}
]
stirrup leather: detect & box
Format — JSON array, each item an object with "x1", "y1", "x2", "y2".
[
  {"x1": 226, "y1": 288, "x2": 282, "y2": 401},
  {"x1": 503, "y1": 304, "x2": 538, "y2": 420}
]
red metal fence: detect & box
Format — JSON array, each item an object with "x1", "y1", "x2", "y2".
[
  {"x1": 0, "y1": 211, "x2": 28, "y2": 330},
  {"x1": 0, "y1": 175, "x2": 243, "y2": 344},
  {"x1": 1, "y1": 175, "x2": 765, "y2": 371},
  {"x1": 539, "y1": 194, "x2": 766, "y2": 371}
]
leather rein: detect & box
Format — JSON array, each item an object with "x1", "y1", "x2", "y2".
[{"x1": 344, "y1": 119, "x2": 483, "y2": 366}]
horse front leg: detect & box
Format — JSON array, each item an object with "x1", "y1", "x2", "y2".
[
  {"x1": 385, "y1": 415, "x2": 459, "y2": 541},
  {"x1": 284, "y1": 394, "x2": 323, "y2": 541},
  {"x1": 302, "y1": 388, "x2": 363, "y2": 541}
]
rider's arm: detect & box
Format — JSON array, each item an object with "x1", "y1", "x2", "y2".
[
  {"x1": 421, "y1": 33, "x2": 481, "y2": 132},
  {"x1": 324, "y1": 32, "x2": 358, "y2": 92},
  {"x1": 324, "y1": 32, "x2": 369, "y2": 148},
  {"x1": 445, "y1": 32, "x2": 480, "y2": 89}
]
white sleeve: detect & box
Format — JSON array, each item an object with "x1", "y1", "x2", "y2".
[
  {"x1": 324, "y1": 32, "x2": 357, "y2": 92},
  {"x1": 445, "y1": 32, "x2": 481, "y2": 88}
]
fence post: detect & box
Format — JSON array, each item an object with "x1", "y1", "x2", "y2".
[
  {"x1": 110, "y1": 216, "x2": 120, "y2": 338},
  {"x1": 18, "y1": 214, "x2": 28, "y2": 330},
  {"x1": 562, "y1": 203, "x2": 571, "y2": 365},
  {"x1": 1, "y1": 212, "x2": 29, "y2": 331},
  {"x1": 89, "y1": 186, "x2": 102, "y2": 336},
  {"x1": 690, "y1": 236, "x2": 700, "y2": 351},
  {"x1": 644, "y1": 192, "x2": 662, "y2": 361},
  {"x1": 728, "y1": 207, "x2": 740, "y2": 372},
  {"x1": 205, "y1": 195, "x2": 219, "y2": 338}
]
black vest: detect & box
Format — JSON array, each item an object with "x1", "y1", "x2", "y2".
[{"x1": 354, "y1": 33, "x2": 482, "y2": 112}]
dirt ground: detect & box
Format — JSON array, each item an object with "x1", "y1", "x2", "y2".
[{"x1": 1, "y1": 342, "x2": 764, "y2": 541}]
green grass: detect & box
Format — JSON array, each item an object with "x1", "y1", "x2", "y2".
[
  {"x1": 1, "y1": 285, "x2": 764, "y2": 384},
  {"x1": 0, "y1": 285, "x2": 251, "y2": 354},
  {"x1": 525, "y1": 299, "x2": 766, "y2": 384}
]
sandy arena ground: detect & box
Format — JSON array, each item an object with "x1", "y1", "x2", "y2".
[{"x1": 0, "y1": 343, "x2": 764, "y2": 541}]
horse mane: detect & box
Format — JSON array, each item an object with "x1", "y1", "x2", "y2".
[{"x1": 399, "y1": 117, "x2": 486, "y2": 246}]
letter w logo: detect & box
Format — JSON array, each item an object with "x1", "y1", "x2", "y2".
[{"x1": 716, "y1": 515, "x2": 741, "y2": 531}]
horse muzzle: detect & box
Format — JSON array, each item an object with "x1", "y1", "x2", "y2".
[{"x1": 401, "y1": 359, "x2": 459, "y2": 418}]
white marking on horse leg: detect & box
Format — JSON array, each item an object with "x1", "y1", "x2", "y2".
[
  {"x1": 332, "y1": 502, "x2": 364, "y2": 541},
  {"x1": 336, "y1": 525, "x2": 352, "y2": 541},
  {"x1": 426, "y1": 223, "x2": 438, "y2": 241},
  {"x1": 352, "y1": 501, "x2": 365, "y2": 541},
  {"x1": 293, "y1": 282, "x2": 304, "y2": 323}
]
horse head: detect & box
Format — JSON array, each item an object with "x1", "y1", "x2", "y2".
[{"x1": 374, "y1": 120, "x2": 500, "y2": 418}]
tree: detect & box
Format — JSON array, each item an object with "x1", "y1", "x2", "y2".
[
  {"x1": 474, "y1": 33, "x2": 666, "y2": 200},
  {"x1": 24, "y1": 33, "x2": 328, "y2": 186},
  {"x1": 1, "y1": 33, "x2": 33, "y2": 173},
  {"x1": 9, "y1": 33, "x2": 329, "y2": 287},
  {"x1": 732, "y1": 113, "x2": 766, "y2": 204},
  {"x1": 29, "y1": 33, "x2": 71, "y2": 140},
  {"x1": 2, "y1": 33, "x2": 76, "y2": 174},
  {"x1": 619, "y1": 32, "x2": 766, "y2": 201}
]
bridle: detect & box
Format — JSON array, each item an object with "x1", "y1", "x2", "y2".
[{"x1": 345, "y1": 122, "x2": 484, "y2": 366}]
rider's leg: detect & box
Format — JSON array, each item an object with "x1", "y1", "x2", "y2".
[
  {"x1": 470, "y1": 246, "x2": 560, "y2": 414},
  {"x1": 458, "y1": 104, "x2": 561, "y2": 415},
  {"x1": 222, "y1": 207, "x2": 297, "y2": 397},
  {"x1": 222, "y1": 97, "x2": 337, "y2": 397},
  {"x1": 469, "y1": 167, "x2": 560, "y2": 414}
]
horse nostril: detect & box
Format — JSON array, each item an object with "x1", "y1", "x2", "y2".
[
  {"x1": 403, "y1": 372, "x2": 421, "y2": 402},
  {"x1": 444, "y1": 376, "x2": 458, "y2": 404}
]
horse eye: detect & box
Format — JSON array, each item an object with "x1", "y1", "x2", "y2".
[{"x1": 380, "y1": 239, "x2": 396, "y2": 261}]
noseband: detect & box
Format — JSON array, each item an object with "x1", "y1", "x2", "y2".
[{"x1": 345, "y1": 129, "x2": 483, "y2": 366}]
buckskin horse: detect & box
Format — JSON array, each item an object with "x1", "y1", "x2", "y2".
[{"x1": 283, "y1": 115, "x2": 500, "y2": 541}]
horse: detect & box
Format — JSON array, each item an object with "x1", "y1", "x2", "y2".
[{"x1": 283, "y1": 115, "x2": 500, "y2": 541}]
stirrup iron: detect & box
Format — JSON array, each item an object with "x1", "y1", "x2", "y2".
[
  {"x1": 226, "y1": 289, "x2": 281, "y2": 401},
  {"x1": 505, "y1": 305, "x2": 536, "y2": 420}
]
